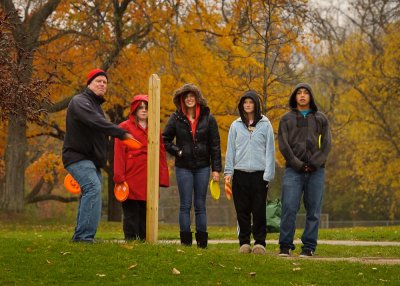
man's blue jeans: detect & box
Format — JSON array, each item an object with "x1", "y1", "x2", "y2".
[
  {"x1": 175, "y1": 166, "x2": 210, "y2": 233},
  {"x1": 279, "y1": 167, "x2": 325, "y2": 251},
  {"x1": 66, "y1": 160, "x2": 102, "y2": 242}
]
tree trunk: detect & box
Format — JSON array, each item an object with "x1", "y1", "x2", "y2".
[{"x1": 0, "y1": 114, "x2": 27, "y2": 212}]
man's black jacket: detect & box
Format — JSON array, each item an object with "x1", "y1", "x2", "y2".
[{"x1": 62, "y1": 88, "x2": 126, "y2": 169}]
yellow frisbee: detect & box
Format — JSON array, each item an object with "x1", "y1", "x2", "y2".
[{"x1": 209, "y1": 180, "x2": 220, "y2": 201}]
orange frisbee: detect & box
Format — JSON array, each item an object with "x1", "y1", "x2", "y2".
[
  {"x1": 224, "y1": 181, "x2": 232, "y2": 200},
  {"x1": 114, "y1": 181, "x2": 129, "y2": 202},
  {"x1": 122, "y1": 138, "x2": 142, "y2": 150},
  {"x1": 64, "y1": 173, "x2": 81, "y2": 195}
]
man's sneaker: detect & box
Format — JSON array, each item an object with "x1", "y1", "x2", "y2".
[
  {"x1": 299, "y1": 249, "x2": 314, "y2": 257},
  {"x1": 279, "y1": 247, "x2": 291, "y2": 257},
  {"x1": 252, "y1": 244, "x2": 266, "y2": 255},
  {"x1": 238, "y1": 244, "x2": 252, "y2": 254}
]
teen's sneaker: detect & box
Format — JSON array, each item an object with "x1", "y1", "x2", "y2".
[
  {"x1": 279, "y1": 247, "x2": 291, "y2": 257},
  {"x1": 299, "y1": 249, "x2": 314, "y2": 257},
  {"x1": 238, "y1": 244, "x2": 252, "y2": 254},
  {"x1": 252, "y1": 244, "x2": 266, "y2": 255}
]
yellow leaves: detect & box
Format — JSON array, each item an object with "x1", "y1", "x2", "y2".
[
  {"x1": 25, "y1": 152, "x2": 64, "y2": 186},
  {"x1": 317, "y1": 19, "x2": 400, "y2": 219},
  {"x1": 96, "y1": 273, "x2": 106, "y2": 277},
  {"x1": 128, "y1": 263, "x2": 138, "y2": 269}
]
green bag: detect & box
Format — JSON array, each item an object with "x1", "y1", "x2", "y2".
[{"x1": 266, "y1": 199, "x2": 281, "y2": 233}]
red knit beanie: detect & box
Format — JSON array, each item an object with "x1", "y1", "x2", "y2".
[{"x1": 87, "y1": 69, "x2": 107, "y2": 85}]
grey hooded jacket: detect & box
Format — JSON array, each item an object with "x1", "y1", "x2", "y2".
[{"x1": 278, "y1": 83, "x2": 332, "y2": 171}]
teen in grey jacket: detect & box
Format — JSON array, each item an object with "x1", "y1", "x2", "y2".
[
  {"x1": 278, "y1": 83, "x2": 331, "y2": 257},
  {"x1": 224, "y1": 90, "x2": 275, "y2": 255}
]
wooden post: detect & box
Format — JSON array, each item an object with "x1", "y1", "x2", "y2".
[{"x1": 146, "y1": 74, "x2": 161, "y2": 243}]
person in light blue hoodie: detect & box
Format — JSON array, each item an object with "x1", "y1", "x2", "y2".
[{"x1": 224, "y1": 90, "x2": 275, "y2": 255}]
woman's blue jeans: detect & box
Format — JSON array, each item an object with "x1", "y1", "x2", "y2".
[
  {"x1": 175, "y1": 166, "x2": 210, "y2": 233},
  {"x1": 66, "y1": 160, "x2": 102, "y2": 242},
  {"x1": 279, "y1": 167, "x2": 325, "y2": 251}
]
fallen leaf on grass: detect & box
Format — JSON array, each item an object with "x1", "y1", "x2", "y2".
[
  {"x1": 121, "y1": 245, "x2": 134, "y2": 250},
  {"x1": 96, "y1": 274, "x2": 106, "y2": 277},
  {"x1": 292, "y1": 262, "x2": 300, "y2": 266},
  {"x1": 292, "y1": 268, "x2": 301, "y2": 271},
  {"x1": 46, "y1": 259, "x2": 52, "y2": 264},
  {"x1": 358, "y1": 273, "x2": 363, "y2": 276},
  {"x1": 177, "y1": 249, "x2": 185, "y2": 253},
  {"x1": 172, "y1": 268, "x2": 180, "y2": 275},
  {"x1": 372, "y1": 268, "x2": 377, "y2": 270},
  {"x1": 234, "y1": 266, "x2": 241, "y2": 270},
  {"x1": 60, "y1": 252, "x2": 71, "y2": 256},
  {"x1": 128, "y1": 263, "x2": 138, "y2": 269},
  {"x1": 248, "y1": 272, "x2": 256, "y2": 277},
  {"x1": 218, "y1": 264, "x2": 225, "y2": 268},
  {"x1": 379, "y1": 279, "x2": 389, "y2": 282}
]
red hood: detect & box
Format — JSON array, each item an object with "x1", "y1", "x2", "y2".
[{"x1": 129, "y1": 94, "x2": 148, "y2": 123}]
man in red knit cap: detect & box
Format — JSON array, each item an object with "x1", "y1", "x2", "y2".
[{"x1": 62, "y1": 68, "x2": 133, "y2": 243}]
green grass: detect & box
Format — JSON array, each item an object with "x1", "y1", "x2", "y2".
[
  {"x1": 1, "y1": 238, "x2": 400, "y2": 285},
  {"x1": 1, "y1": 220, "x2": 400, "y2": 285}
]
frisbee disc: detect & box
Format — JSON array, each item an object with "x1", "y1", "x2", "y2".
[
  {"x1": 114, "y1": 182, "x2": 129, "y2": 202},
  {"x1": 224, "y1": 181, "x2": 232, "y2": 200},
  {"x1": 64, "y1": 174, "x2": 81, "y2": 195},
  {"x1": 209, "y1": 180, "x2": 220, "y2": 201},
  {"x1": 122, "y1": 138, "x2": 142, "y2": 150}
]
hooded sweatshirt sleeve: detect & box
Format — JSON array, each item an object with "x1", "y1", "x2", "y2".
[
  {"x1": 278, "y1": 116, "x2": 305, "y2": 171},
  {"x1": 309, "y1": 113, "x2": 332, "y2": 168},
  {"x1": 263, "y1": 120, "x2": 275, "y2": 182},
  {"x1": 224, "y1": 122, "x2": 237, "y2": 177},
  {"x1": 70, "y1": 96, "x2": 126, "y2": 139}
]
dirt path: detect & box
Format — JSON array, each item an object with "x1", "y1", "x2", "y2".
[
  {"x1": 157, "y1": 239, "x2": 400, "y2": 264},
  {"x1": 283, "y1": 256, "x2": 400, "y2": 265},
  {"x1": 204, "y1": 239, "x2": 400, "y2": 246}
]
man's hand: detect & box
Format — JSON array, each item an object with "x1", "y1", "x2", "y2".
[{"x1": 123, "y1": 133, "x2": 134, "y2": 140}]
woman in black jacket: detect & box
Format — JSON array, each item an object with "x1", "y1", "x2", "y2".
[{"x1": 163, "y1": 83, "x2": 222, "y2": 248}]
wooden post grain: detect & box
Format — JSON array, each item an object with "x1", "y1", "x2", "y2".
[{"x1": 146, "y1": 74, "x2": 161, "y2": 243}]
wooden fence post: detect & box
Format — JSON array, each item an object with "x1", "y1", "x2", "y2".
[{"x1": 146, "y1": 74, "x2": 161, "y2": 243}]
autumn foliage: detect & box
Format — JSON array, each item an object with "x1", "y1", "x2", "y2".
[{"x1": 0, "y1": 0, "x2": 399, "y2": 220}]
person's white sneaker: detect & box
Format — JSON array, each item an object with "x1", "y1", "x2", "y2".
[
  {"x1": 252, "y1": 244, "x2": 266, "y2": 255},
  {"x1": 238, "y1": 244, "x2": 252, "y2": 254}
]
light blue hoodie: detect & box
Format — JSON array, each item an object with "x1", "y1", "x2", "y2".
[{"x1": 224, "y1": 91, "x2": 275, "y2": 182}]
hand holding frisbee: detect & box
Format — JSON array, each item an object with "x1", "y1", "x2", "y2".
[{"x1": 122, "y1": 133, "x2": 142, "y2": 150}]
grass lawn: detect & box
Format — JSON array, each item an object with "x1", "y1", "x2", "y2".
[{"x1": 1, "y1": 220, "x2": 400, "y2": 285}]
